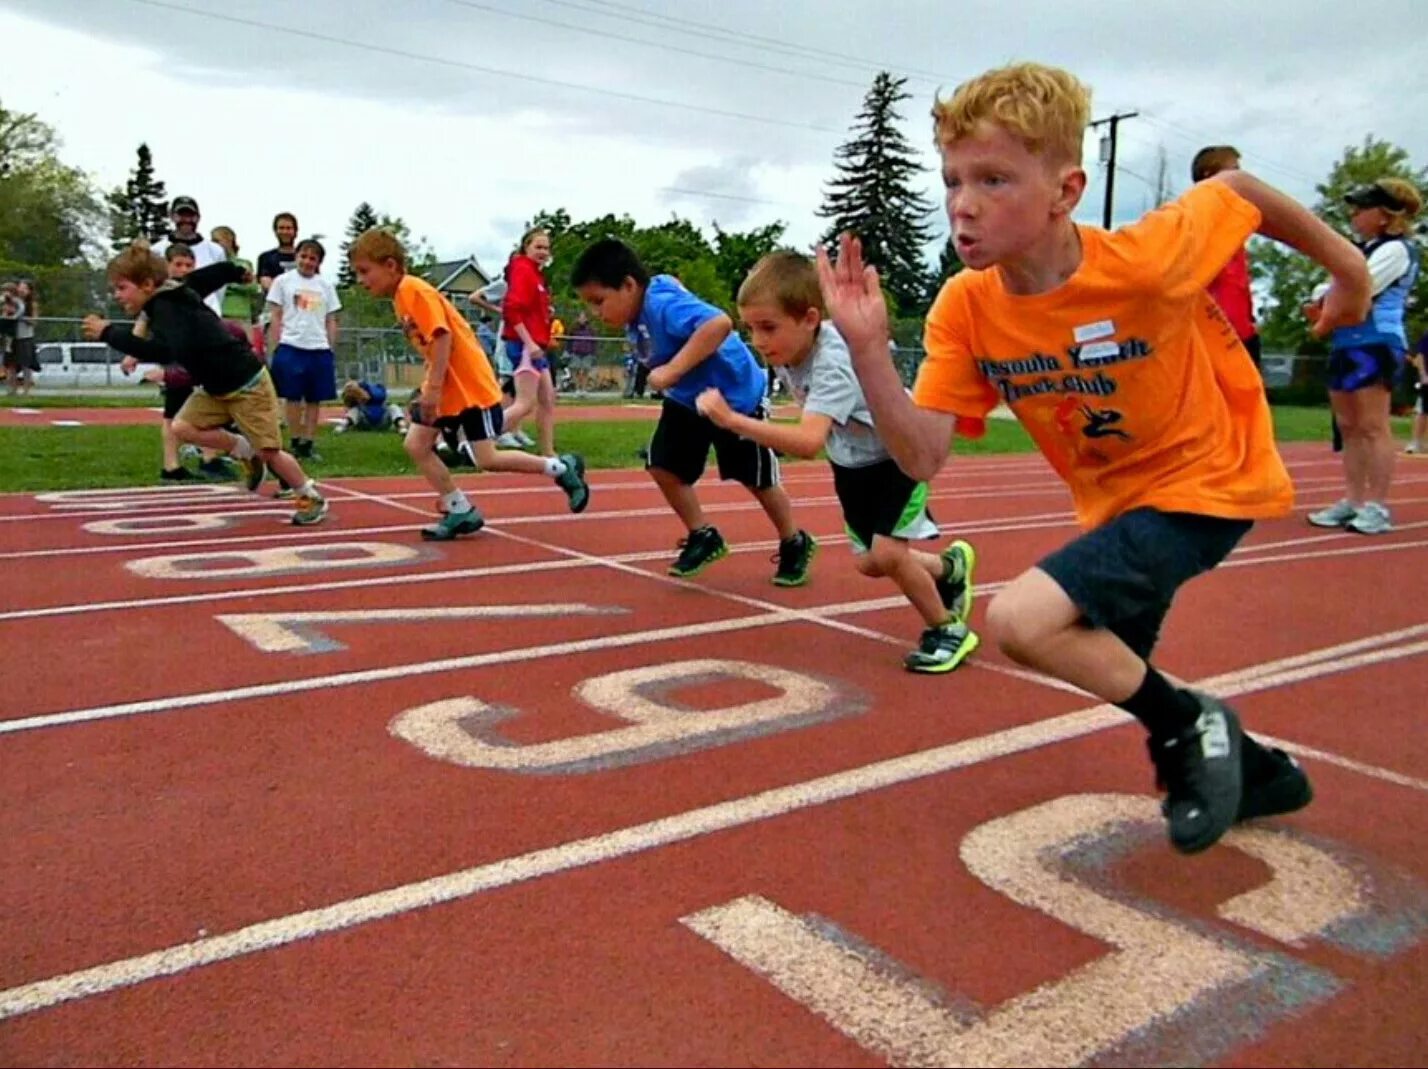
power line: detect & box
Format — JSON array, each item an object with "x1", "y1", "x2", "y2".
[
  {"x1": 116, "y1": 0, "x2": 842, "y2": 135},
  {"x1": 533, "y1": 0, "x2": 951, "y2": 86},
  {"x1": 1136, "y1": 111, "x2": 1322, "y2": 187},
  {"x1": 442, "y1": 0, "x2": 874, "y2": 91}
]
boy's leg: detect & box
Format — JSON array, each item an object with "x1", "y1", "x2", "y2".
[
  {"x1": 984, "y1": 510, "x2": 1299, "y2": 853},
  {"x1": 463, "y1": 403, "x2": 589, "y2": 512},
  {"x1": 647, "y1": 401, "x2": 727, "y2": 576},
  {"x1": 224, "y1": 375, "x2": 328, "y2": 524},
  {"x1": 866, "y1": 536, "x2": 979, "y2": 674},
  {"x1": 715, "y1": 410, "x2": 813, "y2": 585},
  {"x1": 406, "y1": 420, "x2": 484, "y2": 539}
]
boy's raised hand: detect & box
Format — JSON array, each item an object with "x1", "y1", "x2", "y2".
[
  {"x1": 81, "y1": 314, "x2": 108, "y2": 341},
  {"x1": 816, "y1": 233, "x2": 890, "y2": 359}
]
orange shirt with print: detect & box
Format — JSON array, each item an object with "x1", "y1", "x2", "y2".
[
  {"x1": 915, "y1": 180, "x2": 1292, "y2": 531},
  {"x1": 394, "y1": 275, "x2": 502, "y2": 417}
]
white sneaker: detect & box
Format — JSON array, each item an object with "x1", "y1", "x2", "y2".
[
  {"x1": 1346, "y1": 501, "x2": 1392, "y2": 535},
  {"x1": 514, "y1": 431, "x2": 536, "y2": 448},
  {"x1": 1307, "y1": 499, "x2": 1358, "y2": 528},
  {"x1": 495, "y1": 432, "x2": 521, "y2": 448},
  {"x1": 1406, "y1": 442, "x2": 1421, "y2": 455}
]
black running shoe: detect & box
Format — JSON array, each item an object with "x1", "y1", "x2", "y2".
[
  {"x1": 669, "y1": 526, "x2": 729, "y2": 577},
  {"x1": 240, "y1": 455, "x2": 267, "y2": 492},
  {"x1": 198, "y1": 457, "x2": 235, "y2": 481},
  {"x1": 1147, "y1": 690, "x2": 1244, "y2": 854},
  {"x1": 160, "y1": 467, "x2": 196, "y2": 482},
  {"x1": 771, "y1": 530, "x2": 817, "y2": 587},
  {"x1": 1238, "y1": 745, "x2": 1314, "y2": 822},
  {"x1": 555, "y1": 452, "x2": 590, "y2": 513},
  {"x1": 903, "y1": 619, "x2": 980, "y2": 674}
]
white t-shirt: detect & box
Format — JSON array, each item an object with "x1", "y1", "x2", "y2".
[
  {"x1": 154, "y1": 236, "x2": 229, "y2": 316},
  {"x1": 267, "y1": 271, "x2": 342, "y2": 351}
]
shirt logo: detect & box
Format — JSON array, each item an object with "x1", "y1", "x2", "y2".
[{"x1": 1073, "y1": 319, "x2": 1115, "y2": 343}]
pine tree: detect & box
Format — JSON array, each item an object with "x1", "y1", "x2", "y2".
[
  {"x1": 106, "y1": 143, "x2": 169, "y2": 249},
  {"x1": 818, "y1": 72, "x2": 935, "y2": 314},
  {"x1": 338, "y1": 202, "x2": 382, "y2": 286}
]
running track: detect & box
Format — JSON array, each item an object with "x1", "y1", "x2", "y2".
[{"x1": 2, "y1": 443, "x2": 1426, "y2": 1066}]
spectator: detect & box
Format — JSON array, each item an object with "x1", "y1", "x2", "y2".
[
  {"x1": 154, "y1": 196, "x2": 228, "y2": 315},
  {"x1": 1192, "y1": 146, "x2": 1262, "y2": 368},
  {"x1": 210, "y1": 226, "x2": 263, "y2": 349},
  {"x1": 256, "y1": 212, "x2": 300, "y2": 292},
  {"x1": 469, "y1": 272, "x2": 534, "y2": 447},
  {"x1": 1, "y1": 283, "x2": 20, "y2": 394},
  {"x1": 12, "y1": 280, "x2": 38, "y2": 396},
  {"x1": 266, "y1": 238, "x2": 341, "y2": 461},
  {"x1": 566, "y1": 311, "x2": 598, "y2": 394},
  {"x1": 499, "y1": 228, "x2": 559, "y2": 455}
]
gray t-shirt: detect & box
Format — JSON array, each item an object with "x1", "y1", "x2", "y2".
[{"x1": 776, "y1": 322, "x2": 889, "y2": 469}]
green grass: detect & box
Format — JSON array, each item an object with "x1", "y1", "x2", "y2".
[
  {"x1": 0, "y1": 392, "x2": 157, "y2": 408},
  {"x1": 0, "y1": 405, "x2": 1412, "y2": 493}
]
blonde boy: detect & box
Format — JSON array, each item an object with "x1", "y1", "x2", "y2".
[
  {"x1": 818, "y1": 62, "x2": 1372, "y2": 853},
  {"x1": 347, "y1": 227, "x2": 590, "y2": 540},
  {"x1": 697, "y1": 251, "x2": 978, "y2": 672}
]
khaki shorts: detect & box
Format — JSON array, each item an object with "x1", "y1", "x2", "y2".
[{"x1": 175, "y1": 368, "x2": 283, "y2": 451}]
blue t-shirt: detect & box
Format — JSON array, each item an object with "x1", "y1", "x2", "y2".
[
  {"x1": 357, "y1": 381, "x2": 388, "y2": 425},
  {"x1": 628, "y1": 275, "x2": 766, "y2": 414}
]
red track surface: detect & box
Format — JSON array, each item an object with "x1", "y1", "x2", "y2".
[{"x1": 2, "y1": 443, "x2": 1426, "y2": 1066}]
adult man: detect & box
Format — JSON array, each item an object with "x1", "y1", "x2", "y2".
[
  {"x1": 154, "y1": 196, "x2": 228, "y2": 315},
  {"x1": 257, "y1": 212, "x2": 300, "y2": 293}
]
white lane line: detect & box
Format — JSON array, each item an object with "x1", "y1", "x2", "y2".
[{"x1": 1, "y1": 626, "x2": 1423, "y2": 1024}]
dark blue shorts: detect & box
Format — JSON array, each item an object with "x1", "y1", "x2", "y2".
[
  {"x1": 1037, "y1": 508, "x2": 1252, "y2": 659},
  {"x1": 1328, "y1": 344, "x2": 1403, "y2": 393},
  {"x1": 270, "y1": 344, "x2": 338, "y2": 403},
  {"x1": 505, "y1": 338, "x2": 550, "y2": 375}
]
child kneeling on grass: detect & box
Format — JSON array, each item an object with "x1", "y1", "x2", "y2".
[
  {"x1": 83, "y1": 241, "x2": 328, "y2": 526},
  {"x1": 348, "y1": 227, "x2": 590, "y2": 540},
  {"x1": 336, "y1": 379, "x2": 409, "y2": 434},
  {"x1": 697, "y1": 251, "x2": 979, "y2": 673}
]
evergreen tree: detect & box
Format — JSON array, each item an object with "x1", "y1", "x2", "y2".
[
  {"x1": 338, "y1": 202, "x2": 381, "y2": 286},
  {"x1": 818, "y1": 72, "x2": 935, "y2": 314},
  {"x1": 105, "y1": 143, "x2": 169, "y2": 249}
]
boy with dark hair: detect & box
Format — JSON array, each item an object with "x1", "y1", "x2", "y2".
[
  {"x1": 83, "y1": 242, "x2": 328, "y2": 525},
  {"x1": 819, "y1": 62, "x2": 1371, "y2": 854},
  {"x1": 572, "y1": 238, "x2": 815, "y2": 583},
  {"x1": 1191, "y1": 145, "x2": 1262, "y2": 369}
]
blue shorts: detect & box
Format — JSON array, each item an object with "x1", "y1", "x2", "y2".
[
  {"x1": 1328, "y1": 344, "x2": 1403, "y2": 393},
  {"x1": 505, "y1": 338, "x2": 550, "y2": 375},
  {"x1": 270, "y1": 344, "x2": 338, "y2": 403},
  {"x1": 1038, "y1": 508, "x2": 1252, "y2": 659}
]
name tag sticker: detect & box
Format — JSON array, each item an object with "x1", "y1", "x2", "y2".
[
  {"x1": 1078, "y1": 340, "x2": 1123, "y2": 363},
  {"x1": 1073, "y1": 319, "x2": 1115, "y2": 343}
]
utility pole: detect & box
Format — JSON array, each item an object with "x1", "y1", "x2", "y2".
[{"x1": 1091, "y1": 111, "x2": 1138, "y2": 228}]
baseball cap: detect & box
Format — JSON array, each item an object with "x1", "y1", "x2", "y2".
[
  {"x1": 171, "y1": 195, "x2": 200, "y2": 214},
  {"x1": 1344, "y1": 183, "x2": 1405, "y2": 212}
]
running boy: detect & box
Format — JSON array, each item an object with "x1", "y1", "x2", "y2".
[
  {"x1": 698, "y1": 251, "x2": 978, "y2": 671},
  {"x1": 817, "y1": 62, "x2": 1371, "y2": 854},
  {"x1": 83, "y1": 241, "x2": 328, "y2": 524},
  {"x1": 572, "y1": 238, "x2": 816, "y2": 583},
  {"x1": 267, "y1": 238, "x2": 341, "y2": 460},
  {"x1": 347, "y1": 227, "x2": 590, "y2": 540}
]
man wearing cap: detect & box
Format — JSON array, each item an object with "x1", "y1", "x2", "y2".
[{"x1": 155, "y1": 196, "x2": 230, "y2": 316}]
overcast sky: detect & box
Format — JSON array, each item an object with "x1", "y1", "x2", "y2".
[{"x1": 4, "y1": 0, "x2": 1425, "y2": 277}]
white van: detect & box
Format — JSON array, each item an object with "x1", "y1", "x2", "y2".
[{"x1": 33, "y1": 342, "x2": 161, "y2": 389}]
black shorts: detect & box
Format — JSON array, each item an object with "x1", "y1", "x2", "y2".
[
  {"x1": 647, "y1": 398, "x2": 779, "y2": 490},
  {"x1": 1037, "y1": 508, "x2": 1252, "y2": 659},
  {"x1": 832, "y1": 458, "x2": 939, "y2": 551},
  {"x1": 414, "y1": 401, "x2": 504, "y2": 444},
  {"x1": 162, "y1": 383, "x2": 194, "y2": 420}
]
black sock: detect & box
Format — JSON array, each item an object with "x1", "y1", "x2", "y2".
[{"x1": 1118, "y1": 665, "x2": 1200, "y2": 738}]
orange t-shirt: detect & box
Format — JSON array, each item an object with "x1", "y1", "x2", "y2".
[
  {"x1": 395, "y1": 275, "x2": 502, "y2": 417},
  {"x1": 915, "y1": 180, "x2": 1292, "y2": 530}
]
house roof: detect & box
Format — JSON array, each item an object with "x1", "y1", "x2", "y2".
[{"x1": 424, "y1": 256, "x2": 491, "y2": 292}]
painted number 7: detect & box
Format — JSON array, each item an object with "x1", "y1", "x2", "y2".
[{"x1": 683, "y1": 793, "x2": 1425, "y2": 1067}]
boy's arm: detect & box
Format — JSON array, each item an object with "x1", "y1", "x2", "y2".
[
  {"x1": 95, "y1": 321, "x2": 168, "y2": 363},
  {"x1": 816, "y1": 236, "x2": 956, "y2": 482},
  {"x1": 423, "y1": 329, "x2": 452, "y2": 409},
  {"x1": 1212, "y1": 171, "x2": 1371, "y2": 335},
  {"x1": 695, "y1": 387, "x2": 831, "y2": 459},
  {"x1": 185, "y1": 260, "x2": 246, "y2": 299},
  {"x1": 650, "y1": 313, "x2": 730, "y2": 390},
  {"x1": 326, "y1": 313, "x2": 339, "y2": 349}
]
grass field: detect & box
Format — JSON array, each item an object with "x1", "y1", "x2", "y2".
[{"x1": 0, "y1": 404, "x2": 1401, "y2": 493}]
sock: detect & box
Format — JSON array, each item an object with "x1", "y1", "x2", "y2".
[
  {"x1": 1118, "y1": 664, "x2": 1200, "y2": 738},
  {"x1": 544, "y1": 456, "x2": 568, "y2": 477},
  {"x1": 229, "y1": 435, "x2": 254, "y2": 460},
  {"x1": 297, "y1": 479, "x2": 318, "y2": 498},
  {"x1": 442, "y1": 489, "x2": 470, "y2": 514},
  {"x1": 780, "y1": 530, "x2": 803, "y2": 546}
]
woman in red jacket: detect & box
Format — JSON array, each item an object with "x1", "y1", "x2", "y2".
[{"x1": 501, "y1": 227, "x2": 557, "y2": 455}]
